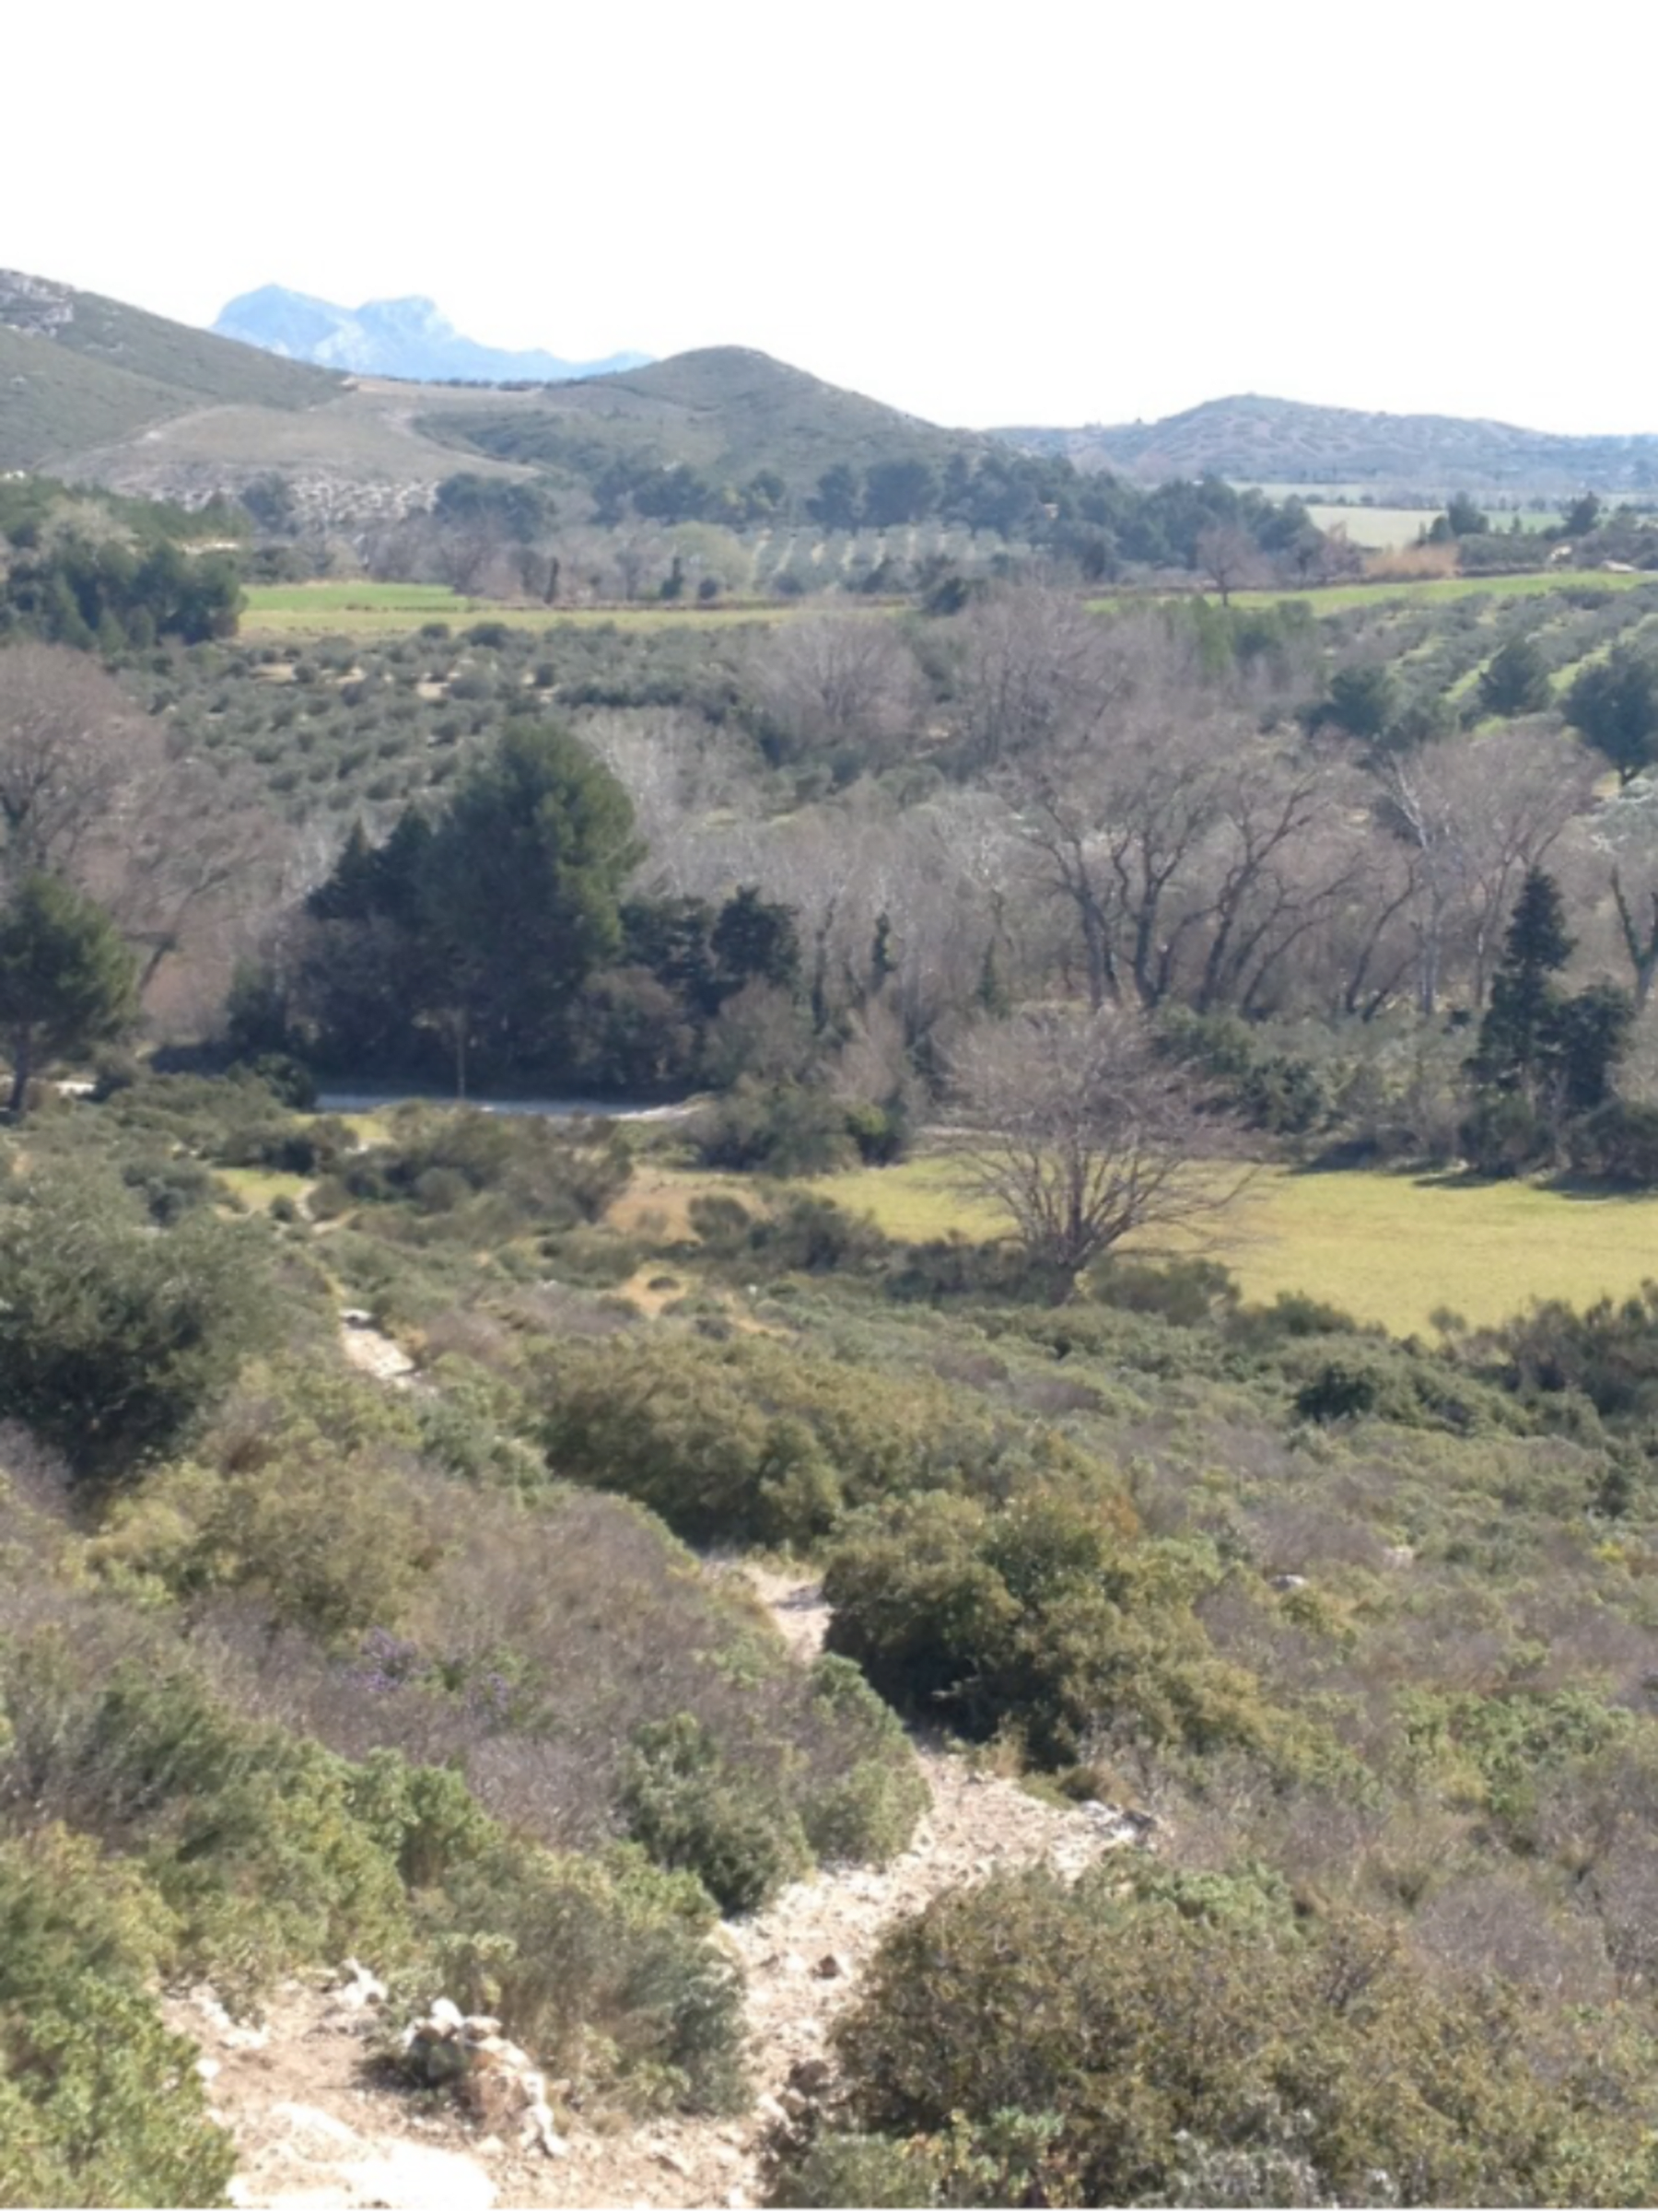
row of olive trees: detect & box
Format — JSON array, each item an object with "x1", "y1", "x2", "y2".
[{"x1": 0, "y1": 645, "x2": 286, "y2": 1112}]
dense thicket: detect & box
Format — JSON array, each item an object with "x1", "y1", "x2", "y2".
[{"x1": 0, "y1": 536, "x2": 242, "y2": 650}]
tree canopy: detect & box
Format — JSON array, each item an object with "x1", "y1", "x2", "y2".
[
  {"x1": 1566, "y1": 646, "x2": 1658, "y2": 787},
  {"x1": 302, "y1": 723, "x2": 644, "y2": 1086},
  {"x1": 951, "y1": 1007, "x2": 1246, "y2": 1293},
  {"x1": 0, "y1": 873, "x2": 135, "y2": 1115}
]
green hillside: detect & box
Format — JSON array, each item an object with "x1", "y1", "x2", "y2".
[
  {"x1": 0, "y1": 326, "x2": 198, "y2": 469},
  {"x1": 419, "y1": 345, "x2": 989, "y2": 492},
  {"x1": 0, "y1": 268, "x2": 342, "y2": 471},
  {"x1": 1004, "y1": 392, "x2": 1658, "y2": 496}
]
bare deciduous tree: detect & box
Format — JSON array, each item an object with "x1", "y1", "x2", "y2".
[
  {"x1": 1010, "y1": 685, "x2": 1363, "y2": 1018},
  {"x1": 750, "y1": 614, "x2": 926, "y2": 772},
  {"x1": 0, "y1": 643, "x2": 145, "y2": 879},
  {"x1": 1196, "y1": 522, "x2": 1266, "y2": 606},
  {"x1": 952, "y1": 582, "x2": 1131, "y2": 770},
  {"x1": 951, "y1": 1006, "x2": 1248, "y2": 1292},
  {"x1": 0, "y1": 643, "x2": 285, "y2": 999},
  {"x1": 1378, "y1": 722, "x2": 1589, "y2": 1013}
]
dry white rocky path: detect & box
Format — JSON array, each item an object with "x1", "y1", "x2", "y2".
[{"x1": 180, "y1": 1570, "x2": 1150, "y2": 2211}]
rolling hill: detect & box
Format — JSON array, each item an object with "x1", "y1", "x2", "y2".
[
  {"x1": 0, "y1": 267, "x2": 340, "y2": 469},
  {"x1": 214, "y1": 285, "x2": 650, "y2": 383},
  {"x1": 418, "y1": 345, "x2": 990, "y2": 495},
  {"x1": 1002, "y1": 393, "x2": 1658, "y2": 495},
  {"x1": 1, "y1": 271, "x2": 992, "y2": 520}
]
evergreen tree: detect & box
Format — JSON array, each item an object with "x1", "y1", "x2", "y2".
[
  {"x1": 1467, "y1": 869, "x2": 1631, "y2": 1169},
  {"x1": 299, "y1": 725, "x2": 640, "y2": 1086},
  {"x1": 0, "y1": 876, "x2": 136, "y2": 1117},
  {"x1": 1566, "y1": 648, "x2": 1658, "y2": 787},
  {"x1": 1478, "y1": 638, "x2": 1551, "y2": 720},
  {"x1": 1471, "y1": 867, "x2": 1573, "y2": 1095},
  {"x1": 710, "y1": 886, "x2": 801, "y2": 996}
]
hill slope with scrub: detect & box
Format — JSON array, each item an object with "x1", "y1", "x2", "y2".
[{"x1": 1006, "y1": 391, "x2": 1658, "y2": 493}]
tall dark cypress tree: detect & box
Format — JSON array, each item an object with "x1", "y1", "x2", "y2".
[
  {"x1": 1468, "y1": 870, "x2": 1631, "y2": 1170},
  {"x1": 1470, "y1": 867, "x2": 1572, "y2": 1095}
]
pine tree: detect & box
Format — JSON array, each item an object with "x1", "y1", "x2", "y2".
[
  {"x1": 1467, "y1": 869, "x2": 1631, "y2": 1170},
  {"x1": 0, "y1": 875, "x2": 136, "y2": 1117},
  {"x1": 1470, "y1": 867, "x2": 1571, "y2": 1095}
]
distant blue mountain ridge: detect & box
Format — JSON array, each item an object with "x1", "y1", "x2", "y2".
[{"x1": 212, "y1": 286, "x2": 651, "y2": 384}]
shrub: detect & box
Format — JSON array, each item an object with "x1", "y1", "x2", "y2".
[
  {"x1": 341, "y1": 1109, "x2": 631, "y2": 1232},
  {"x1": 436, "y1": 1840, "x2": 746, "y2": 2114},
  {"x1": 794, "y1": 1869, "x2": 1658, "y2": 2207},
  {"x1": 797, "y1": 1657, "x2": 928, "y2": 1864},
  {"x1": 693, "y1": 1081, "x2": 857, "y2": 1176},
  {"x1": 689, "y1": 1192, "x2": 889, "y2": 1281},
  {"x1": 1281, "y1": 1339, "x2": 1518, "y2": 1434},
  {"x1": 0, "y1": 1164, "x2": 270, "y2": 1481},
  {"x1": 1570, "y1": 1097, "x2": 1658, "y2": 1185},
  {"x1": 1294, "y1": 1360, "x2": 1380, "y2": 1423},
  {"x1": 821, "y1": 1492, "x2": 1269, "y2": 1766},
  {"x1": 535, "y1": 1331, "x2": 1098, "y2": 1549},
  {"x1": 766, "y1": 2134, "x2": 939, "y2": 2208},
  {"x1": 120, "y1": 1152, "x2": 216, "y2": 1225},
  {"x1": 1497, "y1": 1282, "x2": 1658, "y2": 1422},
  {"x1": 0, "y1": 1829, "x2": 233, "y2": 2208},
  {"x1": 0, "y1": 1621, "x2": 747, "y2": 2114},
  {"x1": 1088, "y1": 1255, "x2": 1241, "y2": 1328},
  {"x1": 622, "y1": 1713, "x2": 811, "y2": 1914}
]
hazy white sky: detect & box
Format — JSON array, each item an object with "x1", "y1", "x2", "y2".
[{"x1": 11, "y1": 1, "x2": 1654, "y2": 433}]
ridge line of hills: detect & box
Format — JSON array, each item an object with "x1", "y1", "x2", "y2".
[
  {"x1": 4, "y1": 264, "x2": 1658, "y2": 509},
  {"x1": 999, "y1": 392, "x2": 1658, "y2": 493}
]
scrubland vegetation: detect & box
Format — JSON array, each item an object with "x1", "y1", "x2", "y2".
[
  {"x1": 9, "y1": 1074, "x2": 1658, "y2": 2200},
  {"x1": 15, "y1": 428, "x2": 1658, "y2": 2204}
]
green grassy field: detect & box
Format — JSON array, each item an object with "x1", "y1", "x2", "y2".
[
  {"x1": 241, "y1": 581, "x2": 796, "y2": 638},
  {"x1": 1226, "y1": 570, "x2": 1652, "y2": 614},
  {"x1": 809, "y1": 1155, "x2": 1658, "y2": 1335},
  {"x1": 244, "y1": 566, "x2": 1657, "y2": 642}
]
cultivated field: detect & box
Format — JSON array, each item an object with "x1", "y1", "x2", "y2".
[
  {"x1": 240, "y1": 581, "x2": 806, "y2": 637},
  {"x1": 246, "y1": 565, "x2": 1658, "y2": 643}
]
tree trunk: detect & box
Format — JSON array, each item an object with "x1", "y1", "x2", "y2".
[
  {"x1": 8, "y1": 1029, "x2": 31, "y2": 1119},
  {"x1": 1612, "y1": 868, "x2": 1658, "y2": 1014}
]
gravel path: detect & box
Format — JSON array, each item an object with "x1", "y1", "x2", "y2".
[{"x1": 186, "y1": 1571, "x2": 1150, "y2": 2210}]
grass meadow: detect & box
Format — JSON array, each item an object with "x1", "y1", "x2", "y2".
[
  {"x1": 797, "y1": 1157, "x2": 1658, "y2": 1335},
  {"x1": 336, "y1": 1131, "x2": 1658, "y2": 1338},
  {"x1": 1225, "y1": 569, "x2": 1653, "y2": 615},
  {"x1": 240, "y1": 581, "x2": 803, "y2": 638},
  {"x1": 244, "y1": 568, "x2": 1657, "y2": 641}
]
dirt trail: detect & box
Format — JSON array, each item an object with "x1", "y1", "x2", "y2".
[{"x1": 187, "y1": 1573, "x2": 1150, "y2": 2211}]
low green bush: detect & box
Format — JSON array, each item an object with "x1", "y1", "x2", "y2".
[
  {"x1": 536, "y1": 1329, "x2": 1100, "y2": 1548},
  {"x1": 766, "y1": 2133, "x2": 938, "y2": 2208},
  {"x1": 0, "y1": 1827, "x2": 234, "y2": 2208},
  {"x1": 690, "y1": 1191, "x2": 890, "y2": 1280},
  {"x1": 0, "y1": 1623, "x2": 747, "y2": 2114},
  {"x1": 692, "y1": 1081, "x2": 858, "y2": 1176},
  {"x1": 0, "y1": 1163, "x2": 271, "y2": 1482},
  {"x1": 792, "y1": 1867, "x2": 1658, "y2": 2207},
  {"x1": 340, "y1": 1108, "x2": 632, "y2": 1234},
  {"x1": 797, "y1": 1656, "x2": 928, "y2": 1864},
  {"x1": 623, "y1": 1713, "x2": 811, "y2": 1914},
  {"x1": 822, "y1": 1491, "x2": 1270, "y2": 1766}
]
